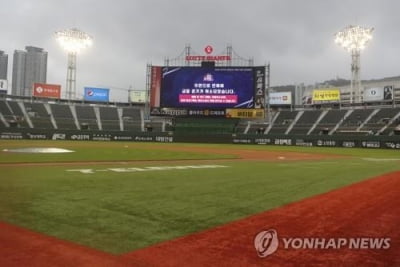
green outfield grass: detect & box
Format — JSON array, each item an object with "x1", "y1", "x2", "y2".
[{"x1": 0, "y1": 140, "x2": 399, "y2": 254}]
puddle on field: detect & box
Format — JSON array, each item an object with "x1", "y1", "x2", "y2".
[{"x1": 2, "y1": 148, "x2": 75, "y2": 153}]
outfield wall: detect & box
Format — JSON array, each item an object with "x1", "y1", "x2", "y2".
[
  {"x1": 175, "y1": 133, "x2": 400, "y2": 149},
  {"x1": 0, "y1": 129, "x2": 399, "y2": 149},
  {"x1": 232, "y1": 134, "x2": 400, "y2": 149},
  {"x1": 0, "y1": 129, "x2": 173, "y2": 143}
]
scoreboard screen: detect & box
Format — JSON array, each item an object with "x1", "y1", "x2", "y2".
[{"x1": 150, "y1": 66, "x2": 265, "y2": 116}]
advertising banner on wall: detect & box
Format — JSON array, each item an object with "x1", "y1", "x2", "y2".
[
  {"x1": 0, "y1": 79, "x2": 7, "y2": 90},
  {"x1": 383, "y1": 86, "x2": 393, "y2": 100},
  {"x1": 150, "y1": 66, "x2": 162, "y2": 107},
  {"x1": 130, "y1": 90, "x2": 146, "y2": 103},
  {"x1": 302, "y1": 95, "x2": 313, "y2": 105},
  {"x1": 253, "y1": 67, "x2": 266, "y2": 109},
  {"x1": 0, "y1": 79, "x2": 6, "y2": 94},
  {"x1": 312, "y1": 89, "x2": 340, "y2": 102},
  {"x1": 269, "y1": 92, "x2": 292, "y2": 105},
  {"x1": 226, "y1": 108, "x2": 264, "y2": 119},
  {"x1": 33, "y1": 83, "x2": 61, "y2": 99},
  {"x1": 84, "y1": 87, "x2": 110, "y2": 102},
  {"x1": 364, "y1": 87, "x2": 384, "y2": 102},
  {"x1": 188, "y1": 109, "x2": 226, "y2": 117},
  {"x1": 150, "y1": 107, "x2": 227, "y2": 117}
]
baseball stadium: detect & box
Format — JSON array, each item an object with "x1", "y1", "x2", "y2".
[{"x1": 0, "y1": 43, "x2": 399, "y2": 266}]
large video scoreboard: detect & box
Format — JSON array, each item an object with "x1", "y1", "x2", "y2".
[{"x1": 150, "y1": 66, "x2": 265, "y2": 117}]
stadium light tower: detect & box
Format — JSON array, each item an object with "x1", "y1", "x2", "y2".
[
  {"x1": 335, "y1": 25, "x2": 373, "y2": 103},
  {"x1": 55, "y1": 28, "x2": 93, "y2": 100}
]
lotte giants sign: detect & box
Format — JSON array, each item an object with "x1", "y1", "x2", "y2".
[
  {"x1": 33, "y1": 83, "x2": 61, "y2": 99},
  {"x1": 185, "y1": 45, "x2": 231, "y2": 61}
]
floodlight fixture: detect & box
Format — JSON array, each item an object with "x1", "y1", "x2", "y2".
[
  {"x1": 335, "y1": 25, "x2": 373, "y2": 103},
  {"x1": 55, "y1": 28, "x2": 93, "y2": 100}
]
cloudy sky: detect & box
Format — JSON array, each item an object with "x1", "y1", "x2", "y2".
[{"x1": 2, "y1": 0, "x2": 400, "y2": 102}]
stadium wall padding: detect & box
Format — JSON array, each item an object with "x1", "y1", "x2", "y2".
[{"x1": 0, "y1": 129, "x2": 399, "y2": 149}]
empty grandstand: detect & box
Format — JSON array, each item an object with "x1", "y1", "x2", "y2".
[
  {"x1": 359, "y1": 108, "x2": 400, "y2": 135},
  {"x1": 335, "y1": 109, "x2": 375, "y2": 135},
  {"x1": 0, "y1": 95, "x2": 399, "y2": 139},
  {"x1": 75, "y1": 105, "x2": 99, "y2": 130},
  {"x1": 6, "y1": 101, "x2": 30, "y2": 128},
  {"x1": 50, "y1": 103, "x2": 77, "y2": 130},
  {"x1": 0, "y1": 100, "x2": 18, "y2": 128},
  {"x1": 122, "y1": 107, "x2": 143, "y2": 131},
  {"x1": 24, "y1": 102, "x2": 54, "y2": 130},
  {"x1": 99, "y1": 106, "x2": 121, "y2": 131},
  {"x1": 310, "y1": 109, "x2": 348, "y2": 135},
  {"x1": 266, "y1": 110, "x2": 298, "y2": 134},
  {"x1": 289, "y1": 110, "x2": 323, "y2": 135},
  {"x1": 0, "y1": 97, "x2": 146, "y2": 133}
]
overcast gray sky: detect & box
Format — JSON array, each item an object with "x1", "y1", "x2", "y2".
[{"x1": 2, "y1": 0, "x2": 400, "y2": 102}]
